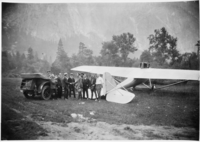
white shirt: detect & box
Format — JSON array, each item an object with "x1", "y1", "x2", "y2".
[{"x1": 96, "y1": 76, "x2": 103, "y2": 85}]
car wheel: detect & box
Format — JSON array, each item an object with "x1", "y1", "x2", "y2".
[
  {"x1": 23, "y1": 91, "x2": 35, "y2": 99},
  {"x1": 41, "y1": 85, "x2": 51, "y2": 100}
]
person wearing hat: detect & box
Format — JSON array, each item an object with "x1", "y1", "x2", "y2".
[
  {"x1": 95, "y1": 74, "x2": 103, "y2": 102},
  {"x1": 56, "y1": 73, "x2": 63, "y2": 99},
  {"x1": 63, "y1": 73, "x2": 69, "y2": 100},
  {"x1": 46, "y1": 70, "x2": 56, "y2": 99},
  {"x1": 75, "y1": 73, "x2": 83, "y2": 100},
  {"x1": 82, "y1": 73, "x2": 90, "y2": 99},
  {"x1": 90, "y1": 74, "x2": 97, "y2": 100},
  {"x1": 68, "y1": 73, "x2": 76, "y2": 98}
]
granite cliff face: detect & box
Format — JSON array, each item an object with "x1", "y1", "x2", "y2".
[{"x1": 3, "y1": 2, "x2": 199, "y2": 60}]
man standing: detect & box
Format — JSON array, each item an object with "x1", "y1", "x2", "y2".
[
  {"x1": 75, "y1": 73, "x2": 83, "y2": 100},
  {"x1": 63, "y1": 73, "x2": 69, "y2": 100},
  {"x1": 96, "y1": 74, "x2": 103, "y2": 102},
  {"x1": 82, "y1": 74, "x2": 90, "y2": 99},
  {"x1": 90, "y1": 74, "x2": 97, "y2": 100},
  {"x1": 68, "y1": 73, "x2": 76, "y2": 98},
  {"x1": 47, "y1": 71, "x2": 57, "y2": 100},
  {"x1": 56, "y1": 73, "x2": 63, "y2": 99}
]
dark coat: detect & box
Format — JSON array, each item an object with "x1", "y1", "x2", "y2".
[
  {"x1": 75, "y1": 78, "x2": 83, "y2": 91},
  {"x1": 90, "y1": 77, "x2": 96, "y2": 90},
  {"x1": 82, "y1": 78, "x2": 90, "y2": 89},
  {"x1": 68, "y1": 77, "x2": 75, "y2": 88},
  {"x1": 63, "y1": 78, "x2": 69, "y2": 89},
  {"x1": 56, "y1": 77, "x2": 62, "y2": 86}
]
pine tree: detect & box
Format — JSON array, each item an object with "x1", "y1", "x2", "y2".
[
  {"x1": 21, "y1": 53, "x2": 26, "y2": 60},
  {"x1": 195, "y1": 40, "x2": 200, "y2": 58},
  {"x1": 57, "y1": 39, "x2": 63, "y2": 59},
  {"x1": 27, "y1": 47, "x2": 34, "y2": 60},
  {"x1": 57, "y1": 39, "x2": 69, "y2": 63},
  {"x1": 15, "y1": 51, "x2": 22, "y2": 69},
  {"x1": 52, "y1": 38, "x2": 71, "y2": 73}
]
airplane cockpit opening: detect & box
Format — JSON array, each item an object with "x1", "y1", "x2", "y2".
[{"x1": 140, "y1": 62, "x2": 150, "y2": 68}]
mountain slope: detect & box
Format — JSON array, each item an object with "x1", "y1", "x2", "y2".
[{"x1": 2, "y1": 2, "x2": 199, "y2": 61}]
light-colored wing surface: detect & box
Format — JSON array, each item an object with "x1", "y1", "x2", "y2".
[{"x1": 71, "y1": 66, "x2": 199, "y2": 80}]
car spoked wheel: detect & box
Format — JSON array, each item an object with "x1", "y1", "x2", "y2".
[
  {"x1": 41, "y1": 85, "x2": 51, "y2": 100},
  {"x1": 23, "y1": 91, "x2": 35, "y2": 99}
]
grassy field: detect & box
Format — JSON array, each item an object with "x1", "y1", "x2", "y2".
[{"x1": 1, "y1": 78, "x2": 199, "y2": 140}]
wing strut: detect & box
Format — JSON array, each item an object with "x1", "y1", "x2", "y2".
[
  {"x1": 114, "y1": 78, "x2": 130, "y2": 92},
  {"x1": 154, "y1": 80, "x2": 188, "y2": 90},
  {"x1": 142, "y1": 79, "x2": 154, "y2": 89}
]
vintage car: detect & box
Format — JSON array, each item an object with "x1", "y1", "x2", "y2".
[{"x1": 20, "y1": 73, "x2": 57, "y2": 100}]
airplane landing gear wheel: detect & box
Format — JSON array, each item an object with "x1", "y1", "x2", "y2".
[{"x1": 151, "y1": 84, "x2": 156, "y2": 90}]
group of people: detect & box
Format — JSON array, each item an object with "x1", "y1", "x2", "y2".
[{"x1": 47, "y1": 71, "x2": 104, "y2": 101}]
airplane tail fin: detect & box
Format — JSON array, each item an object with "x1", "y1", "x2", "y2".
[
  {"x1": 103, "y1": 72, "x2": 135, "y2": 104},
  {"x1": 103, "y1": 72, "x2": 117, "y2": 94}
]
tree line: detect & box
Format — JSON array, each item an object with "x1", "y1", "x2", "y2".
[
  {"x1": 141, "y1": 27, "x2": 199, "y2": 70},
  {"x1": 2, "y1": 46, "x2": 51, "y2": 77},
  {"x1": 2, "y1": 27, "x2": 199, "y2": 77}
]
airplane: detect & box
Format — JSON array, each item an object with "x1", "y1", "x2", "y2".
[{"x1": 71, "y1": 62, "x2": 199, "y2": 104}]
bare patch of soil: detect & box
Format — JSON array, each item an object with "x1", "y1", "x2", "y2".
[{"x1": 37, "y1": 120, "x2": 198, "y2": 140}]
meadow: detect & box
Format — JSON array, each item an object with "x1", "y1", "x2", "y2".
[{"x1": 1, "y1": 78, "x2": 199, "y2": 140}]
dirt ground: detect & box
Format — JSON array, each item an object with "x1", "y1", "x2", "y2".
[
  {"x1": 1, "y1": 78, "x2": 199, "y2": 140},
  {"x1": 37, "y1": 119, "x2": 197, "y2": 140}
]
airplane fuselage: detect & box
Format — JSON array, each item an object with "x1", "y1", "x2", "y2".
[{"x1": 123, "y1": 78, "x2": 147, "y2": 89}]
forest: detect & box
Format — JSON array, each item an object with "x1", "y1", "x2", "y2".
[{"x1": 2, "y1": 27, "x2": 199, "y2": 77}]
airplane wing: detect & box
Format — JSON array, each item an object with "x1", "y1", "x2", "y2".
[{"x1": 71, "y1": 66, "x2": 199, "y2": 81}]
